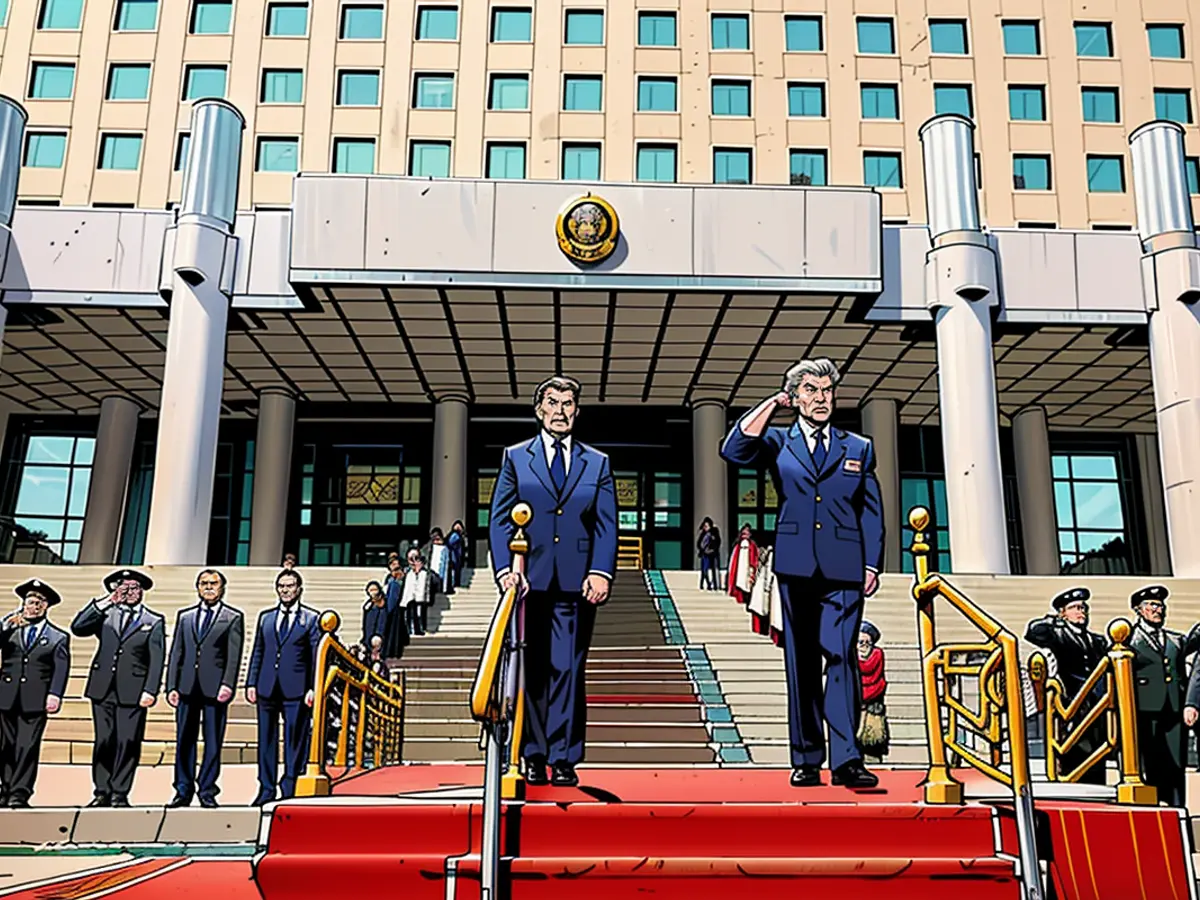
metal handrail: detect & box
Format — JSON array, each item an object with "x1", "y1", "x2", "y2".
[{"x1": 908, "y1": 506, "x2": 1044, "y2": 900}]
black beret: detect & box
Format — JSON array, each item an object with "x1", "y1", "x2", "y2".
[
  {"x1": 860, "y1": 620, "x2": 881, "y2": 643},
  {"x1": 104, "y1": 569, "x2": 153, "y2": 593},
  {"x1": 1131, "y1": 584, "x2": 1169, "y2": 608},
  {"x1": 1052, "y1": 587, "x2": 1090, "y2": 610},
  {"x1": 14, "y1": 578, "x2": 61, "y2": 607}
]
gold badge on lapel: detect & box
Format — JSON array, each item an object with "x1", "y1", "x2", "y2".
[{"x1": 844, "y1": 459, "x2": 862, "y2": 473}]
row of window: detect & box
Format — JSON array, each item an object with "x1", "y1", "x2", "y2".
[{"x1": 17, "y1": 1, "x2": 1190, "y2": 62}]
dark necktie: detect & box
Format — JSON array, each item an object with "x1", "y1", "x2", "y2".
[
  {"x1": 119, "y1": 609, "x2": 132, "y2": 636},
  {"x1": 811, "y1": 428, "x2": 827, "y2": 470},
  {"x1": 200, "y1": 607, "x2": 214, "y2": 639},
  {"x1": 25, "y1": 625, "x2": 36, "y2": 649},
  {"x1": 550, "y1": 439, "x2": 567, "y2": 493},
  {"x1": 277, "y1": 608, "x2": 291, "y2": 640}
]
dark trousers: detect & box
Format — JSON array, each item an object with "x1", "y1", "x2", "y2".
[
  {"x1": 522, "y1": 586, "x2": 597, "y2": 767},
  {"x1": 406, "y1": 603, "x2": 427, "y2": 636},
  {"x1": 91, "y1": 691, "x2": 147, "y2": 801},
  {"x1": 0, "y1": 705, "x2": 48, "y2": 802},
  {"x1": 255, "y1": 693, "x2": 312, "y2": 803},
  {"x1": 173, "y1": 694, "x2": 230, "y2": 802},
  {"x1": 699, "y1": 556, "x2": 720, "y2": 590},
  {"x1": 777, "y1": 574, "x2": 864, "y2": 771},
  {"x1": 1139, "y1": 709, "x2": 1187, "y2": 807}
]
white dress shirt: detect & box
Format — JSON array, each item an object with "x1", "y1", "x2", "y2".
[
  {"x1": 795, "y1": 416, "x2": 831, "y2": 456},
  {"x1": 402, "y1": 569, "x2": 430, "y2": 606},
  {"x1": 540, "y1": 430, "x2": 573, "y2": 477}
]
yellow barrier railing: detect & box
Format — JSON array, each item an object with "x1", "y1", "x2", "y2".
[
  {"x1": 1028, "y1": 619, "x2": 1156, "y2": 804},
  {"x1": 294, "y1": 610, "x2": 406, "y2": 797},
  {"x1": 617, "y1": 535, "x2": 645, "y2": 570}
]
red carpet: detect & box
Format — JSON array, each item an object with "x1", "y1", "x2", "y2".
[{"x1": 4, "y1": 860, "x2": 257, "y2": 900}]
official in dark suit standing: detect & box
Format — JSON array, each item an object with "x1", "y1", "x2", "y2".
[
  {"x1": 71, "y1": 569, "x2": 165, "y2": 807},
  {"x1": 0, "y1": 579, "x2": 70, "y2": 807},
  {"x1": 166, "y1": 569, "x2": 244, "y2": 808},
  {"x1": 489, "y1": 375, "x2": 618, "y2": 788},
  {"x1": 1024, "y1": 587, "x2": 1109, "y2": 785},
  {"x1": 721, "y1": 358, "x2": 884, "y2": 789},
  {"x1": 246, "y1": 568, "x2": 320, "y2": 806}
]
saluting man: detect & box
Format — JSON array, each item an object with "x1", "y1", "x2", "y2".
[
  {"x1": 0, "y1": 579, "x2": 70, "y2": 808},
  {"x1": 71, "y1": 569, "x2": 165, "y2": 808}
]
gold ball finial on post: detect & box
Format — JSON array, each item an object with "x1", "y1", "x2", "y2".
[
  {"x1": 319, "y1": 611, "x2": 340, "y2": 634},
  {"x1": 509, "y1": 502, "x2": 533, "y2": 557},
  {"x1": 908, "y1": 506, "x2": 932, "y2": 588},
  {"x1": 511, "y1": 502, "x2": 533, "y2": 528},
  {"x1": 1108, "y1": 618, "x2": 1132, "y2": 646}
]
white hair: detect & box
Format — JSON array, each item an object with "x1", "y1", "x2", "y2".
[{"x1": 783, "y1": 358, "x2": 842, "y2": 396}]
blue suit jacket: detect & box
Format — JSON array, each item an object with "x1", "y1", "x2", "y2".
[
  {"x1": 489, "y1": 435, "x2": 618, "y2": 593},
  {"x1": 721, "y1": 421, "x2": 885, "y2": 583},
  {"x1": 246, "y1": 604, "x2": 321, "y2": 702}
]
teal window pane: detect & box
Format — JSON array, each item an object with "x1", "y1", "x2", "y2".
[
  {"x1": 1147, "y1": 24, "x2": 1184, "y2": 59},
  {"x1": 256, "y1": 137, "x2": 299, "y2": 172},
  {"x1": 267, "y1": 3, "x2": 308, "y2": 36},
  {"x1": 30, "y1": 63, "x2": 76, "y2": 100},
  {"x1": 712, "y1": 81, "x2": 750, "y2": 116},
  {"x1": 562, "y1": 143, "x2": 600, "y2": 180},
  {"x1": 183, "y1": 65, "x2": 227, "y2": 100},
  {"x1": 489, "y1": 74, "x2": 529, "y2": 110},
  {"x1": 0, "y1": 0, "x2": 8, "y2": 25},
  {"x1": 1155, "y1": 89, "x2": 1192, "y2": 124},
  {"x1": 563, "y1": 75, "x2": 602, "y2": 111},
  {"x1": 262, "y1": 69, "x2": 303, "y2": 103},
  {"x1": 714, "y1": 148, "x2": 751, "y2": 184},
  {"x1": 1072, "y1": 482, "x2": 1124, "y2": 530},
  {"x1": 1008, "y1": 85, "x2": 1045, "y2": 120},
  {"x1": 785, "y1": 16, "x2": 822, "y2": 51},
  {"x1": 564, "y1": 10, "x2": 603, "y2": 45},
  {"x1": 638, "y1": 12, "x2": 675, "y2": 47},
  {"x1": 860, "y1": 84, "x2": 898, "y2": 119},
  {"x1": 39, "y1": 0, "x2": 82, "y2": 29},
  {"x1": 417, "y1": 6, "x2": 457, "y2": 39},
  {"x1": 487, "y1": 143, "x2": 526, "y2": 178},
  {"x1": 107, "y1": 64, "x2": 151, "y2": 101},
  {"x1": 1086, "y1": 155, "x2": 1124, "y2": 192},
  {"x1": 68, "y1": 470, "x2": 89, "y2": 517},
  {"x1": 1186, "y1": 158, "x2": 1199, "y2": 195},
  {"x1": 73, "y1": 440, "x2": 94, "y2": 465},
  {"x1": 341, "y1": 4, "x2": 383, "y2": 39},
  {"x1": 934, "y1": 84, "x2": 972, "y2": 117},
  {"x1": 638, "y1": 77, "x2": 676, "y2": 112},
  {"x1": 1051, "y1": 456, "x2": 1070, "y2": 478},
  {"x1": 789, "y1": 150, "x2": 826, "y2": 186},
  {"x1": 1013, "y1": 155, "x2": 1050, "y2": 190},
  {"x1": 410, "y1": 140, "x2": 450, "y2": 176},
  {"x1": 115, "y1": 0, "x2": 158, "y2": 31},
  {"x1": 1081, "y1": 87, "x2": 1118, "y2": 122},
  {"x1": 787, "y1": 84, "x2": 824, "y2": 117},
  {"x1": 1003, "y1": 20, "x2": 1039, "y2": 55},
  {"x1": 637, "y1": 145, "x2": 676, "y2": 182},
  {"x1": 929, "y1": 20, "x2": 967, "y2": 54},
  {"x1": 1075, "y1": 23, "x2": 1112, "y2": 57},
  {"x1": 864, "y1": 151, "x2": 902, "y2": 188},
  {"x1": 402, "y1": 508, "x2": 419, "y2": 525},
  {"x1": 333, "y1": 138, "x2": 375, "y2": 174},
  {"x1": 1071, "y1": 455, "x2": 1119, "y2": 480},
  {"x1": 98, "y1": 134, "x2": 143, "y2": 170},
  {"x1": 24, "y1": 133, "x2": 66, "y2": 168},
  {"x1": 492, "y1": 8, "x2": 531, "y2": 42},
  {"x1": 338, "y1": 70, "x2": 380, "y2": 106},
  {"x1": 415, "y1": 74, "x2": 454, "y2": 108},
  {"x1": 712, "y1": 14, "x2": 749, "y2": 50},
  {"x1": 174, "y1": 133, "x2": 190, "y2": 170},
  {"x1": 857, "y1": 18, "x2": 894, "y2": 54},
  {"x1": 191, "y1": 0, "x2": 232, "y2": 34}
]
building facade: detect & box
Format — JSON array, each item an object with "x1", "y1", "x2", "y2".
[{"x1": 0, "y1": 1, "x2": 1198, "y2": 577}]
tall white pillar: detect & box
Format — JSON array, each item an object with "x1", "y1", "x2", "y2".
[
  {"x1": 691, "y1": 399, "x2": 728, "y2": 565},
  {"x1": 1132, "y1": 120, "x2": 1200, "y2": 576},
  {"x1": 860, "y1": 398, "x2": 901, "y2": 571},
  {"x1": 0, "y1": 97, "x2": 28, "y2": 361},
  {"x1": 249, "y1": 388, "x2": 296, "y2": 566},
  {"x1": 430, "y1": 394, "x2": 469, "y2": 533},
  {"x1": 1011, "y1": 406, "x2": 1059, "y2": 575},
  {"x1": 79, "y1": 396, "x2": 141, "y2": 564},
  {"x1": 919, "y1": 114, "x2": 1009, "y2": 574},
  {"x1": 144, "y1": 100, "x2": 245, "y2": 565}
]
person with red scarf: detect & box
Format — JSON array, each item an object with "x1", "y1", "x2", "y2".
[
  {"x1": 726, "y1": 524, "x2": 758, "y2": 604},
  {"x1": 856, "y1": 620, "x2": 889, "y2": 762}
]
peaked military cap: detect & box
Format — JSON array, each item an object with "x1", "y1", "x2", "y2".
[
  {"x1": 14, "y1": 578, "x2": 61, "y2": 607},
  {"x1": 103, "y1": 569, "x2": 154, "y2": 593},
  {"x1": 1052, "y1": 587, "x2": 1090, "y2": 611},
  {"x1": 1130, "y1": 584, "x2": 1169, "y2": 609},
  {"x1": 860, "y1": 620, "x2": 881, "y2": 643}
]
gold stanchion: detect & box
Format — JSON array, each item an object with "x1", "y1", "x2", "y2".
[
  {"x1": 501, "y1": 504, "x2": 532, "y2": 801},
  {"x1": 1108, "y1": 618, "x2": 1157, "y2": 805},
  {"x1": 294, "y1": 611, "x2": 341, "y2": 798}
]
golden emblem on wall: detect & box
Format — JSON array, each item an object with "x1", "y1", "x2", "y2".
[
  {"x1": 555, "y1": 193, "x2": 620, "y2": 265},
  {"x1": 346, "y1": 467, "x2": 400, "y2": 506}
]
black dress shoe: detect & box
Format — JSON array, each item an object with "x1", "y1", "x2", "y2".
[
  {"x1": 111, "y1": 796, "x2": 131, "y2": 808},
  {"x1": 87, "y1": 796, "x2": 111, "y2": 808},
  {"x1": 789, "y1": 766, "x2": 821, "y2": 787},
  {"x1": 251, "y1": 795, "x2": 274, "y2": 808},
  {"x1": 550, "y1": 764, "x2": 578, "y2": 788},
  {"x1": 199, "y1": 797, "x2": 219, "y2": 809},
  {"x1": 524, "y1": 760, "x2": 548, "y2": 786},
  {"x1": 166, "y1": 795, "x2": 192, "y2": 809},
  {"x1": 8, "y1": 796, "x2": 29, "y2": 809},
  {"x1": 831, "y1": 761, "x2": 879, "y2": 789}
]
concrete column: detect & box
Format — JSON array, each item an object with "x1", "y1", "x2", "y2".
[
  {"x1": 0, "y1": 97, "x2": 28, "y2": 363},
  {"x1": 919, "y1": 114, "x2": 1010, "y2": 574},
  {"x1": 692, "y1": 400, "x2": 728, "y2": 566},
  {"x1": 1132, "y1": 120, "x2": 1200, "y2": 576},
  {"x1": 1011, "y1": 407, "x2": 1059, "y2": 575},
  {"x1": 1134, "y1": 433, "x2": 1173, "y2": 576},
  {"x1": 144, "y1": 100, "x2": 245, "y2": 565},
  {"x1": 860, "y1": 398, "x2": 901, "y2": 572},
  {"x1": 430, "y1": 394, "x2": 469, "y2": 533},
  {"x1": 78, "y1": 396, "x2": 141, "y2": 564},
  {"x1": 249, "y1": 388, "x2": 296, "y2": 566}
]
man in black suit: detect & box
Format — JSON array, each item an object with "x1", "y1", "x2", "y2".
[
  {"x1": 166, "y1": 569, "x2": 244, "y2": 808},
  {"x1": 71, "y1": 569, "x2": 165, "y2": 808},
  {"x1": 1024, "y1": 587, "x2": 1109, "y2": 785},
  {"x1": 0, "y1": 579, "x2": 70, "y2": 808}
]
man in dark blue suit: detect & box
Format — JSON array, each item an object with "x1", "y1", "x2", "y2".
[
  {"x1": 721, "y1": 358, "x2": 885, "y2": 789},
  {"x1": 246, "y1": 569, "x2": 320, "y2": 806},
  {"x1": 489, "y1": 375, "x2": 618, "y2": 787}
]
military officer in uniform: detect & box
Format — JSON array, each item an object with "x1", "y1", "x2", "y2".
[
  {"x1": 71, "y1": 570, "x2": 165, "y2": 807},
  {"x1": 1131, "y1": 585, "x2": 1200, "y2": 807},
  {"x1": 1024, "y1": 587, "x2": 1109, "y2": 785},
  {"x1": 0, "y1": 579, "x2": 70, "y2": 807}
]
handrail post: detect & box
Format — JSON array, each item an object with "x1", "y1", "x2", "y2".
[
  {"x1": 295, "y1": 611, "x2": 340, "y2": 798},
  {"x1": 1108, "y1": 618, "x2": 1157, "y2": 805},
  {"x1": 1028, "y1": 653, "x2": 1057, "y2": 780},
  {"x1": 1000, "y1": 631, "x2": 1044, "y2": 900}
]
